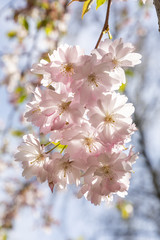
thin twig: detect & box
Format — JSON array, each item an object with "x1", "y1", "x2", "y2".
[
  {"x1": 95, "y1": 0, "x2": 112, "y2": 49},
  {"x1": 134, "y1": 112, "x2": 160, "y2": 200},
  {"x1": 45, "y1": 143, "x2": 60, "y2": 154},
  {"x1": 139, "y1": 128, "x2": 160, "y2": 199}
]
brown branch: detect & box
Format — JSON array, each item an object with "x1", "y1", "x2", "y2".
[
  {"x1": 134, "y1": 114, "x2": 160, "y2": 200},
  {"x1": 153, "y1": 0, "x2": 160, "y2": 31},
  {"x1": 139, "y1": 128, "x2": 160, "y2": 199},
  {"x1": 95, "y1": 0, "x2": 112, "y2": 49}
]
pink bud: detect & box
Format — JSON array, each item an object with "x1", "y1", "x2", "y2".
[{"x1": 49, "y1": 182, "x2": 54, "y2": 193}]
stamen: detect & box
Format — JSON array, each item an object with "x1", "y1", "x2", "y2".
[
  {"x1": 87, "y1": 73, "x2": 98, "y2": 87},
  {"x1": 112, "y1": 58, "x2": 119, "y2": 68},
  {"x1": 61, "y1": 160, "x2": 73, "y2": 177},
  {"x1": 104, "y1": 114, "x2": 115, "y2": 124},
  {"x1": 95, "y1": 165, "x2": 114, "y2": 181},
  {"x1": 61, "y1": 63, "x2": 74, "y2": 75},
  {"x1": 102, "y1": 166, "x2": 110, "y2": 175},
  {"x1": 32, "y1": 108, "x2": 41, "y2": 114},
  {"x1": 30, "y1": 154, "x2": 44, "y2": 165},
  {"x1": 84, "y1": 137, "x2": 93, "y2": 153},
  {"x1": 59, "y1": 101, "x2": 71, "y2": 115}
]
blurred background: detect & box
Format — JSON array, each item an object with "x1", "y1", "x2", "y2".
[{"x1": 0, "y1": 0, "x2": 160, "y2": 239}]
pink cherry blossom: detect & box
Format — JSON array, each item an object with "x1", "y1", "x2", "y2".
[
  {"x1": 93, "y1": 38, "x2": 141, "y2": 83},
  {"x1": 71, "y1": 55, "x2": 121, "y2": 106},
  {"x1": 31, "y1": 59, "x2": 52, "y2": 86},
  {"x1": 78, "y1": 148, "x2": 137, "y2": 205},
  {"x1": 32, "y1": 59, "x2": 71, "y2": 93},
  {"x1": 94, "y1": 38, "x2": 141, "y2": 68},
  {"x1": 15, "y1": 134, "x2": 49, "y2": 183},
  {"x1": 24, "y1": 87, "x2": 57, "y2": 134},
  {"x1": 62, "y1": 122, "x2": 104, "y2": 161},
  {"x1": 25, "y1": 87, "x2": 84, "y2": 133},
  {"x1": 39, "y1": 88, "x2": 84, "y2": 131},
  {"x1": 88, "y1": 92, "x2": 135, "y2": 147},
  {"x1": 45, "y1": 153, "x2": 82, "y2": 189},
  {"x1": 32, "y1": 44, "x2": 84, "y2": 88}
]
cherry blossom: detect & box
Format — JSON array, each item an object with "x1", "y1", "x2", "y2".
[
  {"x1": 62, "y1": 122, "x2": 104, "y2": 161},
  {"x1": 88, "y1": 92, "x2": 135, "y2": 147},
  {"x1": 25, "y1": 87, "x2": 84, "y2": 133},
  {"x1": 16, "y1": 39, "x2": 140, "y2": 205},
  {"x1": 92, "y1": 38, "x2": 141, "y2": 83},
  {"x1": 15, "y1": 134, "x2": 49, "y2": 183},
  {"x1": 32, "y1": 44, "x2": 84, "y2": 87},
  {"x1": 25, "y1": 87, "x2": 57, "y2": 134},
  {"x1": 78, "y1": 148, "x2": 137, "y2": 205},
  {"x1": 45, "y1": 153, "x2": 82, "y2": 190},
  {"x1": 72, "y1": 55, "x2": 121, "y2": 106},
  {"x1": 39, "y1": 89, "x2": 84, "y2": 130}
]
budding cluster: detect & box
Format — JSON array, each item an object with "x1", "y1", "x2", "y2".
[{"x1": 15, "y1": 38, "x2": 141, "y2": 205}]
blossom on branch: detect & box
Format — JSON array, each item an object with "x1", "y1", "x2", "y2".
[
  {"x1": 15, "y1": 39, "x2": 141, "y2": 205},
  {"x1": 15, "y1": 134, "x2": 49, "y2": 183}
]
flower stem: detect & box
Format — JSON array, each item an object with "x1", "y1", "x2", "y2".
[
  {"x1": 44, "y1": 141, "x2": 54, "y2": 147},
  {"x1": 45, "y1": 142, "x2": 61, "y2": 154},
  {"x1": 95, "y1": 0, "x2": 112, "y2": 49},
  {"x1": 60, "y1": 145, "x2": 67, "y2": 154}
]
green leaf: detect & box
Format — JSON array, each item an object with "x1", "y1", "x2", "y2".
[
  {"x1": 138, "y1": 1, "x2": 144, "y2": 7},
  {"x1": 17, "y1": 94, "x2": 27, "y2": 103},
  {"x1": 15, "y1": 86, "x2": 25, "y2": 93},
  {"x1": 37, "y1": 19, "x2": 48, "y2": 29},
  {"x1": 41, "y1": 2, "x2": 49, "y2": 9},
  {"x1": 125, "y1": 69, "x2": 134, "y2": 77},
  {"x1": 68, "y1": 0, "x2": 94, "y2": 18},
  {"x1": 116, "y1": 201, "x2": 133, "y2": 220},
  {"x1": 19, "y1": 16, "x2": 29, "y2": 31},
  {"x1": 96, "y1": 0, "x2": 106, "y2": 9},
  {"x1": 82, "y1": 0, "x2": 94, "y2": 18},
  {"x1": 7, "y1": 31, "x2": 17, "y2": 38},
  {"x1": 119, "y1": 81, "x2": 127, "y2": 93},
  {"x1": 45, "y1": 23, "x2": 54, "y2": 35},
  {"x1": 3, "y1": 234, "x2": 7, "y2": 240},
  {"x1": 15, "y1": 86, "x2": 27, "y2": 104},
  {"x1": 22, "y1": 18, "x2": 29, "y2": 30},
  {"x1": 11, "y1": 130, "x2": 25, "y2": 137}
]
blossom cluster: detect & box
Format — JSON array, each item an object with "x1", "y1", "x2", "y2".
[{"x1": 15, "y1": 38, "x2": 141, "y2": 205}]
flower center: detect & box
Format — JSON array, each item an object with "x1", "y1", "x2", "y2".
[
  {"x1": 84, "y1": 137, "x2": 94, "y2": 153},
  {"x1": 87, "y1": 73, "x2": 98, "y2": 87},
  {"x1": 112, "y1": 58, "x2": 119, "y2": 68},
  {"x1": 30, "y1": 154, "x2": 44, "y2": 165},
  {"x1": 59, "y1": 101, "x2": 71, "y2": 115},
  {"x1": 101, "y1": 166, "x2": 110, "y2": 175},
  {"x1": 104, "y1": 114, "x2": 115, "y2": 124},
  {"x1": 32, "y1": 107, "x2": 41, "y2": 114},
  {"x1": 61, "y1": 63, "x2": 74, "y2": 75},
  {"x1": 61, "y1": 160, "x2": 72, "y2": 177},
  {"x1": 95, "y1": 165, "x2": 114, "y2": 181},
  {"x1": 102, "y1": 166, "x2": 113, "y2": 180}
]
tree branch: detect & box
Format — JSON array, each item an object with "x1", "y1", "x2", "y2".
[
  {"x1": 139, "y1": 128, "x2": 160, "y2": 199},
  {"x1": 95, "y1": 0, "x2": 112, "y2": 49},
  {"x1": 153, "y1": 0, "x2": 160, "y2": 31},
  {"x1": 134, "y1": 114, "x2": 160, "y2": 200}
]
